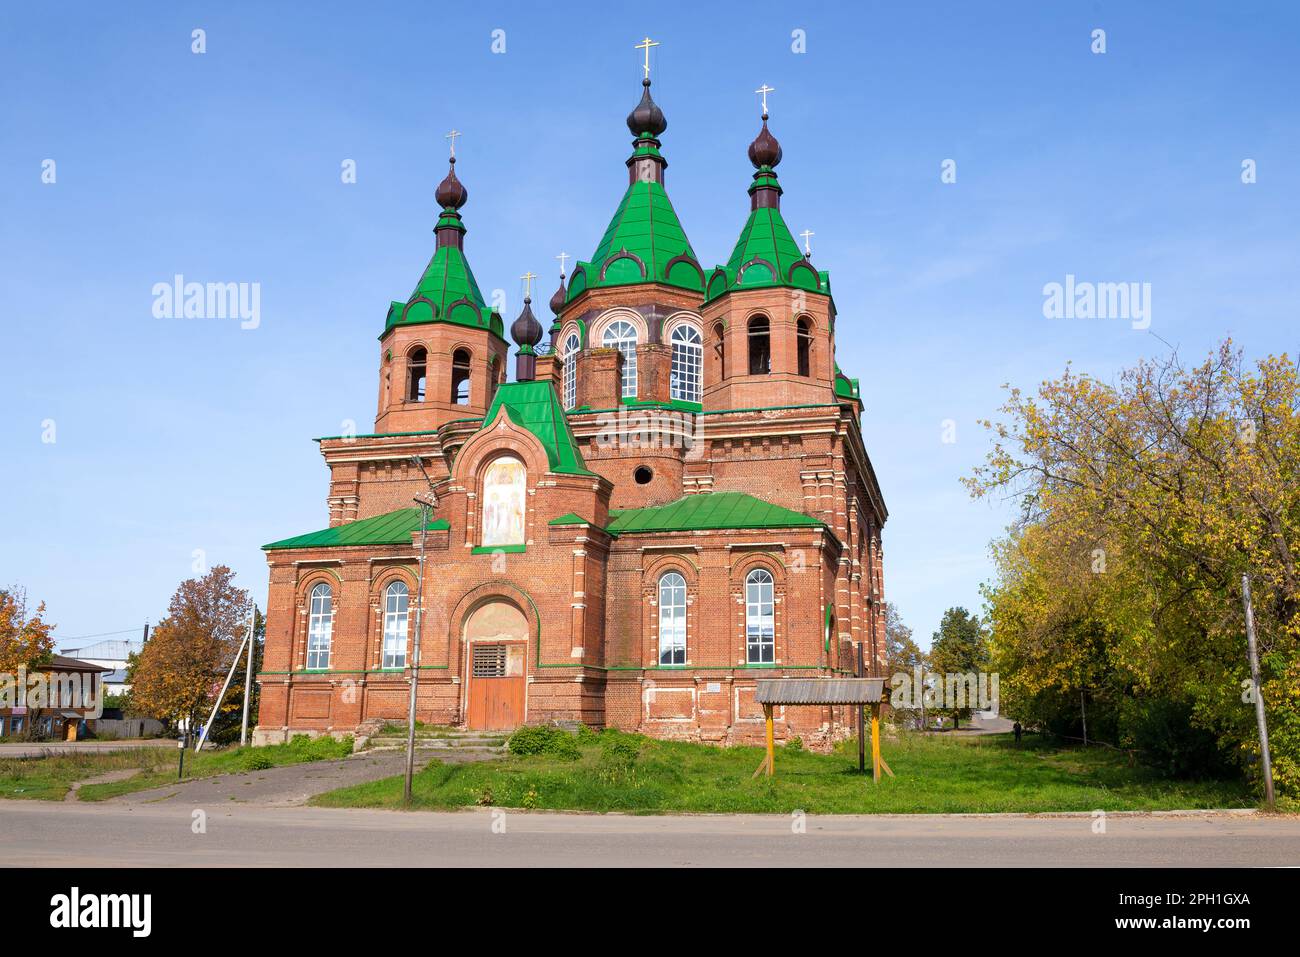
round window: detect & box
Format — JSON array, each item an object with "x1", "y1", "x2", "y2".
[{"x1": 634, "y1": 466, "x2": 653, "y2": 485}]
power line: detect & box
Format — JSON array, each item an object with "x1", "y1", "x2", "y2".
[{"x1": 57, "y1": 627, "x2": 143, "y2": 642}]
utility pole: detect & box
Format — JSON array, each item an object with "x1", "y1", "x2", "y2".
[
  {"x1": 1080, "y1": 689, "x2": 1088, "y2": 747},
  {"x1": 856, "y1": 643, "x2": 865, "y2": 773},
  {"x1": 195, "y1": 630, "x2": 249, "y2": 752},
  {"x1": 405, "y1": 455, "x2": 438, "y2": 804},
  {"x1": 240, "y1": 606, "x2": 256, "y2": 746},
  {"x1": 1241, "y1": 574, "x2": 1276, "y2": 808}
]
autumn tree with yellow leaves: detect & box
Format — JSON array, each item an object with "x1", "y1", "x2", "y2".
[
  {"x1": 128, "y1": 565, "x2": 253, "y2": 734},
  {"x1": 968, "y1": 341, "x2": 1300, "y2": 795},
  {"x1": 0, "y1": 587, "x2": 57, "y2": 737}
]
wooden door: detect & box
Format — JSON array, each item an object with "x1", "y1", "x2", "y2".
[{"x1": 467, "y1": 642, "x2": 526, "y2": 731}]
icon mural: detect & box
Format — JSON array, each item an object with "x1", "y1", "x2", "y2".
[{"x1": 481, "y1": 457, "x2": 526, "y2": 546}]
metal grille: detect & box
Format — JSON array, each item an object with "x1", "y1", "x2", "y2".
[{"x1": 472, "y1": 643, "x2": 508, "y2": 677}]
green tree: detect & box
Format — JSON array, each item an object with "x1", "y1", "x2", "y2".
[
  {"x1": 884, "y1": 602, "x2": 926, "y2": 674},
  {"x1": 967, "y1": 341, "x2": 1300, "y2": 792},
  {"x1": 929, "y1": 607, "x2": 989, "y2": 729}
]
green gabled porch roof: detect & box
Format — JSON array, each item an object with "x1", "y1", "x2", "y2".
[
  {"x1": 264, "y1": 508, "x2": 449, "y2": 551},
  {"x1": 568, "y1": 180, "x2": 704, "y2": 298},
  {"x1": 606, "y1": 491, "x2": 824, "y2": 535},
  {"x1": 480, "y1": 380, "x2": 595, "y2": 476}
]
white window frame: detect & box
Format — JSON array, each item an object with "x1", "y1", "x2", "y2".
[
  {"x1": 602, "y1": 319, "x2": 639, "y2": 399},
  {"x1": 745, "y1": 569, "x2": 775, "y2": 664},
  {"x1": 669, "y1": 324, "x2": 702, "y2": 403},
  {"x1": 562, "y1": 332, "x2": 580, "y2": 410},
  {"x1": 381, "y1": 581, "x2": 410, "y2": 669},
  {"x1": 658, "y1": 572, "x2": 687, "y2": 666},
  {"x1": 306, "y1": 583, "x2": 333, "y2": 670}
]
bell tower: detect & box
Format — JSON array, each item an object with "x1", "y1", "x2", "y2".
[
  {"x1": 375, "y1": 141, "x2": 510, "y2": 434},
  {"x1": 701, "y1": 98, "x2": 839, "y2": 411}
]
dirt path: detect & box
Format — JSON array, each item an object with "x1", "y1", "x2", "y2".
[
  {"x1": 64, "y1": 768, "x2": 141, "y2": 802},
  {"x1": 103, "y1": 748, "x2": 493, "y2": 808}
]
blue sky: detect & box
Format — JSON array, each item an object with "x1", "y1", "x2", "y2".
[{"x1": 2, "y1": 1, "x2": 1297, "y2": 650}]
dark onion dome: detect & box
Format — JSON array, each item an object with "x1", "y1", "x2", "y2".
[
  {"x1": 549, "y1": 274, "x2": 568, "y2": 315},
  {"x1": 435, "y1": 156, "x2": 468, "y2": 209},
  {"x1": 511, "y1": 296, "x2": 543, "y2": 349},
  {"x1": 626, "y1": 78, "x2": 667, "y2": 137},
  {"x1": 748, "y1": 116, "x2": 782, "y2": 169}
]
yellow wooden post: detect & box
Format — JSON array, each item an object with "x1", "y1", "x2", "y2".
[
  {"x1": 764, "y1": 704, "x2": 775, "y2": 778},
  {"x1": 871, "y1": 703, "x2": 881, "y2": 783}
]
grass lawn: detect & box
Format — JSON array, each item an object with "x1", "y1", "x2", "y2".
[
  {"x1": 0, "y1": 735, "x2": 353, "y2": 802},
  {"x1": 311, "y1": 729, "x2": 1258, "y2": 814}
]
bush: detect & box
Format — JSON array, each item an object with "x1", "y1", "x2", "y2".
[
  {"x1": 785, "y1": 736, "x2": 804, "y2": 752},
  {"x1": 1119, "y1": 697, "x2": 1233, "y2": 780},
  {"x1": 243, "y1": 752, "x2": 273, "y2": 771},
  {"x1": 596, "y1": 731, "x2": 645, "y2": 783},
  {"x1": 507, "y1": 725, "x2": 580, "y2": 760}
]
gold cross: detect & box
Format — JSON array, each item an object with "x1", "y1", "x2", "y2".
[
  {"x1": 635, "y1": 36, "x2": 659, "y2": 79},
  {"x1": 556, "y1": 252, "x2": 570, "y2": 276},
  {"x1": 800, "y1": 229, "x2": 814, "y2": 255},
  {"x1": 445, "y1": 129, "x2": 461, "y2": 158},
  {"x1": 520, "y1": 271, "x2": 537, "y2": 299},
  {"x1": 755, "y1": 84, "x2": 775, "y2": 116}
]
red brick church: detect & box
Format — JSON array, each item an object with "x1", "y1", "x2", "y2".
[{"x1": 255, "y1": 72, "x2": 888, "y2": 748}]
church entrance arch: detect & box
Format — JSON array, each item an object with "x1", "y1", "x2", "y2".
[{"x1": 464, "y1": 599, "x2": 529, "y2": 731}]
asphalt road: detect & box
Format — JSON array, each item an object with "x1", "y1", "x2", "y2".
[
  {"x1": 0, "y1": 739, "x2": 175, "y2": 758},
  {"x1": 3, "y1": 801, "x2": 1297, "y2": 867}
]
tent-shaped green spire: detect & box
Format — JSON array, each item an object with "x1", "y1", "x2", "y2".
[
  {"x1": 567, "y1": 180, "x2": 704, "y2": 298},
  {"x1": 566, "y1": 79, "x2": 706, "y2": 300},
  {"x1": 382, "y1": 158, "x2": 505, "y2": 340},
  {"x1": 703, "y1": 116, "x2": 830, "y2": 303}
]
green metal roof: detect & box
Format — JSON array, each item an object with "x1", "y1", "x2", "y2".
[
  {"x1": 606, "y1": 492, "x2": 823, "y2": 535},
  {"x1": 480, "y1": 380, "x2": 595, "y2": 476},
  {"x1": 549, "y1": 512, "x2": 593, "y2": 526},
  {"x1": 382, "y1": 220, "x2": 505, "y2": 339},
  {"x1": 264, "y1": 508, "x2": 448, "y2": 551},
  {"x1": 568, "y1": 180, "x2": 704, "y2": 298},
  {"x1": 704, "y1": 195, "x2": 830, "y2": 303},
  {"x1": 834, "y1": 363, "x2": 861, "y2": 401}
]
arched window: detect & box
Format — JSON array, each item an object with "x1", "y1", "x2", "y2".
[
  {"x1": 381, "y1": 581, "x2": 410, "y2": 669},
  {"x1": 669, "y1": 325, "x2": 702, "y2": 403},
  {"x1": 406, "y1": 348, "x2": 427, "y2": 402},
  {"x1": 481, "y1": 456, "x2": 526, "y2": 546},
  {"x1": 488, "y1": 355, "x2": 500, "y2": 403},
  {"x1": 658, "y1": 572, "x2": 687, "y2": 665},
  {"x1": 602, "y1": 319, "x2": 639, "y2": 398},
  {"x1": 745, "y1": 569, "x2": 775, "y2": 664},
  {"x1": 451, "y1": 349, "x2": 472, "y2": 405},
  {"x1": 797, "y1": 318, "x2": 813, "y2": 377},
  {"x1": 713, "y1": 322, "x2": 727, "y2": 379},
  {"x1": 306, "y1": 583, "x2": 334, "y2": 670},
  {"x1": 748, "y1": 316, "x2": 770, "y2": 375},
  {"x1": 562, "y1": 332, "x2": 580, "y2": 410}
]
